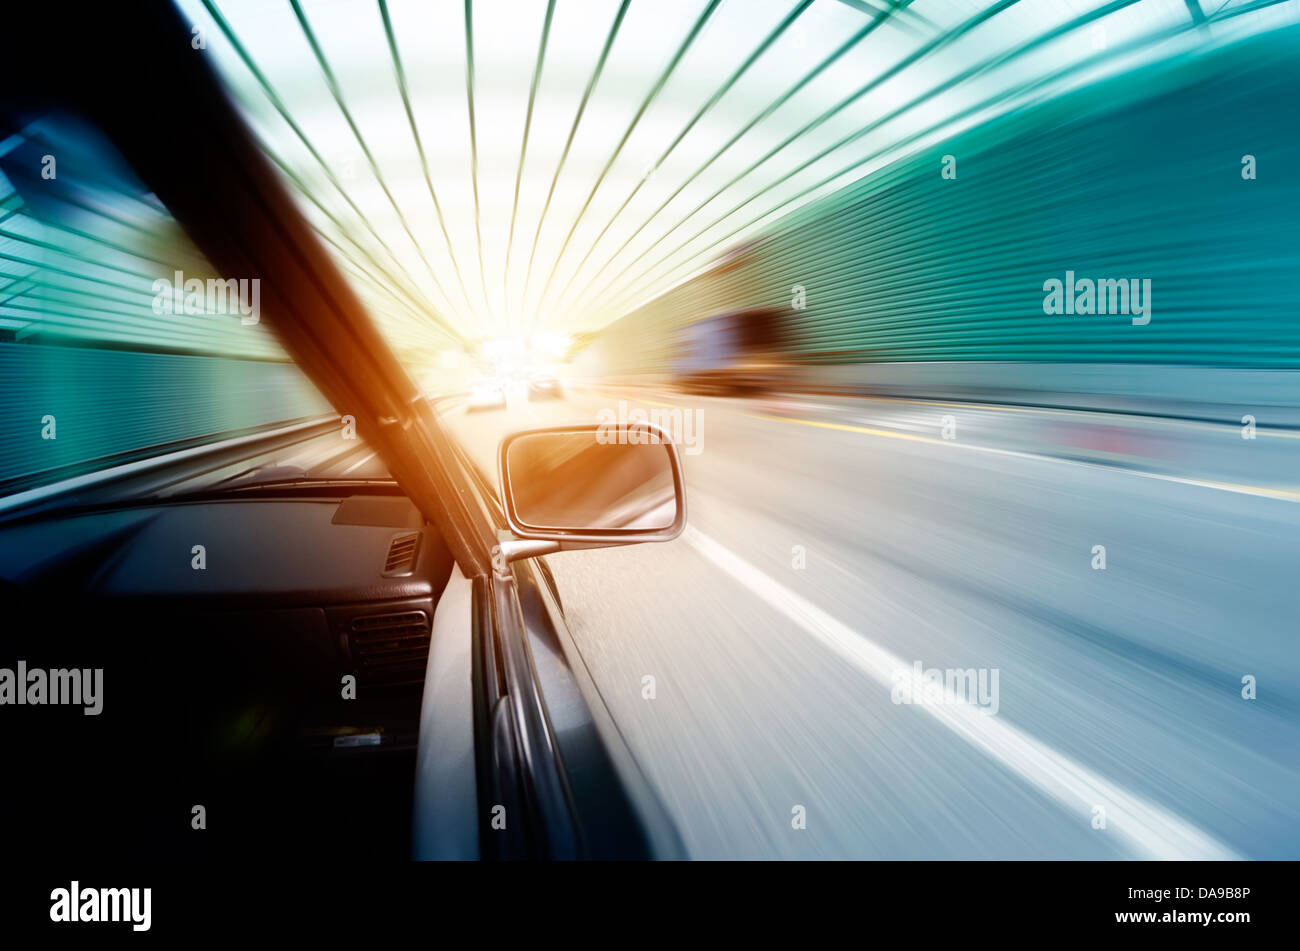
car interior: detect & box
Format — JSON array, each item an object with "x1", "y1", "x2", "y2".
[{"x1": 0, "y1": 474, "x2": 457, "y2": 859}]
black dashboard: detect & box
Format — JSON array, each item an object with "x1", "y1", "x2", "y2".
[
  {"x1": 0, "y1": 492, "x2": 457, "y2": 693},
  {"x1": 0, "y1": 494, "x2": 451, "y2": 605},
  {"x1": 0, "y1": 492, "x2": 457, "y2": 859}
]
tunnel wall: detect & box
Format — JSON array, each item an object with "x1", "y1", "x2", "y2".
[
  {"x1": 586, "y1": 25, "x2": 1300, "y2": 376},
  {"x1": 0, "y1": 341, "x2": 329, "y2": 489}
]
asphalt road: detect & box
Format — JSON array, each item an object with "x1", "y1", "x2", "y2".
[{"x1": 439, "y1": 382, "x2": 1300, "y2": 860}]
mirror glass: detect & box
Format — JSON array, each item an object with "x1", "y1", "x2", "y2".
[{"x1": 504, "y1": 429, "x2": 678, "y2": 533}]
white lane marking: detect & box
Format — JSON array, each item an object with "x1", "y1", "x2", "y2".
[
  {"x1": 340, "y1": 450, "x2": 378, "y2": 475},
  {"x1": 682, "y1": 525, "x2": 1240, "y2": 860}
]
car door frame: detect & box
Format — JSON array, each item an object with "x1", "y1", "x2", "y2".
[{"x1": 453, "y1": 435, "x2": 686, "y2": 860}]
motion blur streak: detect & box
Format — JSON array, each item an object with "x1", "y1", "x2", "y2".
[
  {"x1": 682, "y1": 525, "x2": 1239, "y2": 860},
  {"x1": 442, "y1": 385, "x2": 1298, "y2": 859},
  {"x1": 2, "y1": 1, "x2": 1298, "y2": 860}
]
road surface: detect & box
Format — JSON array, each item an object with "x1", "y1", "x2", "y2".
[{"x1": 439, "y1": 382, "x2": 1300, "y2": 860}]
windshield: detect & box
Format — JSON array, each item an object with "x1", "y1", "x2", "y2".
[
  {"x1": 4, "y1": 0, "x2": 1293, "y2": 505},
  {"x1": 0, "y1": 113, "x2": 335, "y2": 505}
]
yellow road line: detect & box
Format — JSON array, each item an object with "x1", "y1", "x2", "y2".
[
  {"x1": 745, "y1": 413, "x2": 940, "y2": 445},
  {"x1": 747, "y1": 412, "x2": 1300, "y2": 503},
  {"x1": 584, "y1": 386, "x2": 681, "y2": 409},
  {"x1": 605, "y1": 386, "x2": 1300, "y2": 438},
  {"x1": 590, "y1": 381, "x2": 1300, "y2": 441},
  {"x1": 800, "y1": 393, "x2": 1300, "y2": 437}
]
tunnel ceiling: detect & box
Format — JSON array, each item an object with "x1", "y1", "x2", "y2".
[{"x1": 4, "y1": 1, "x2": 1293, "y2": 361}]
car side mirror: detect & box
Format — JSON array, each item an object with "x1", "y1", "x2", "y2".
[{"x1": 496, "y1": 423, "x2": 686, "y2": 563}]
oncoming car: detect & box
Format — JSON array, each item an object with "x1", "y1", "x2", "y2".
[
  {"x1": 526, "y1": 371, "x2": 564, "y2": 401},
  {"x1": 466, "y1": 377, "x2": 508, "y2": 412}
]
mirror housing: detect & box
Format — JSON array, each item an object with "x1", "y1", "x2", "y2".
[{"x1": 495, "y1": 423, "x2": 687, "y2": 564}]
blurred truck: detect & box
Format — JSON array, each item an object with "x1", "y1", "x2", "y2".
[{"x1": 671, "y1": 308, "x2": 785, "y2": 396}]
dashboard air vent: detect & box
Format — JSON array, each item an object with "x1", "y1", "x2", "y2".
[
  {"x1": 349, "y1": 610, "x2": 431, "y2": 688},
  {"x1": 383, "y1": 531, "x2": 420, "y2": 575}
]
